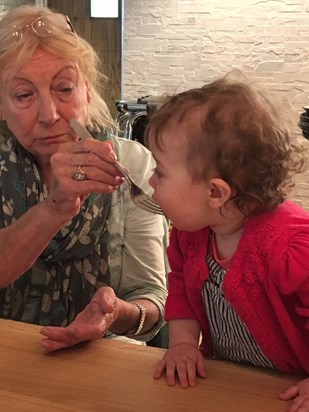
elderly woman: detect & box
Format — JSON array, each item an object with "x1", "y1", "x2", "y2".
[{"x1": 0, "y1": 5, "x2": 168, "y2": 351}]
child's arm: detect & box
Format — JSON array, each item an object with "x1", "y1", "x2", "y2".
[
  {"x1": 153, "y1": 319, "x2": 206, "y2": 388},
  {"x1": 279, "y1": 377, "x2": 309, "y2": 412}
]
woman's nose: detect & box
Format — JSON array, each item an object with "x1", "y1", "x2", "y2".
[{"x1": 37, "y1": 94, "x2": 60, "y2": 126}]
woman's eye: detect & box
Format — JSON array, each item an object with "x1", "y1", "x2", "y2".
[
  {"x1": 15, "y1": 92, "x2": 33, "y2": 101},
  {"x1": 54, "y1": 85, "x2": 73, "y2": 95},
  {"x1": 52, "y1": 82, "x2": 74, "y2": 100},
  {"x1": 59, "y1": 86, "x2": 73, "y2": 93}
]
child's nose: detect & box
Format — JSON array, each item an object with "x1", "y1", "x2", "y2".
[{"x1": 148, "y1": 174, "x2": 156, "y2": 189}]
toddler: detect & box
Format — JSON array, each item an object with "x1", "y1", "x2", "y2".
[{"x1": 145, "y1": 74, "x2": 309, "y2": 412}]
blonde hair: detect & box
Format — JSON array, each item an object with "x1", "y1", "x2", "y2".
[
  {"x1": 0, "y1": 5, "x2": 115, "y2": 132},
  {"x1": 145, "y1": 73, "x2": 307, "y2": 217}
]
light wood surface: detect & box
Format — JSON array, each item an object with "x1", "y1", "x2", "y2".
[{"x1": 0, "y1": 319, "x2": 298, "y2": 412}]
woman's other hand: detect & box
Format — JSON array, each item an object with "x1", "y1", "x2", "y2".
[
  {"x1": 279, "y1": 377, "x2": 309, "y2": 412},
  {"x1": 154, "y1": 342, "x2": 207, "y2": 388},
  {"x1": 40, "y1": 286, "x2": 119, "y2": 352}
]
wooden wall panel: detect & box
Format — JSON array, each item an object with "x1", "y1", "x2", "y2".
[{"x1": 48, "y1": 0, "x2": 122, "y2": 118}]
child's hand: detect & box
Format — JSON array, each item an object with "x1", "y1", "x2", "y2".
[
  {"x1": 279, "y1": 377, "x2": 309, "y2": 411},
  {"x1": 153, "y1": 342, "x2": 206, "y2": 388}
]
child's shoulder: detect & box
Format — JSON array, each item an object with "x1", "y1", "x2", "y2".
[
  {"x1": 245, "y1": 200, "x2": 309, "y2": 246},
  {"x1": 252, "y1": 200, "x2": 309, "y2": 225},
  {"x1": 273, "y1": 200, "x2": 309, "y2": 218}
]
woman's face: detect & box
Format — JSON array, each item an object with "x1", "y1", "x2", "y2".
[{"x1": 0, "y1": 48, "x2": 91, "y2": 165}]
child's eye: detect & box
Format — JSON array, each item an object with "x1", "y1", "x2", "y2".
[{"x1": 153, "y1": 168, "x2": 163, "y2": 178}]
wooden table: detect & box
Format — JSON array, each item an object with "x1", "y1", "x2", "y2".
[{"x1": 0, "y1": 319, "x2": 298, "y2": 411}]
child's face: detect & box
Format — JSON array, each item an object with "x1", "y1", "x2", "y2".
[{"x1": 148, "y1": 124, "x2": 215, "y2": 232}]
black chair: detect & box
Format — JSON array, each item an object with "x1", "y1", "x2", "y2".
[
  {"x1": 147, "y1": 323, "x2": 169, "y2": 349},
  {"x1": 115, "y1": 96, "x2": 161, "y2": 146},
  {"x1": 299, "y1": 107, "x2": 309, "y2": 140}
]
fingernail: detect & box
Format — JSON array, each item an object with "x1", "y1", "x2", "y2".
[
  {"x1": 115, "y1": 176, "x2": 125, "y2": 183},
  {"x1": 109, "y1": 151, "x2": 117, "y2": 162}
]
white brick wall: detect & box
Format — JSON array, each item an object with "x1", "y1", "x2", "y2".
[
  {"x1": 0, "y1": 0, "x2": 34, "y2": 17},
  {"x1": 123, "y1": 0, "x2": 309, "y2": 210}
]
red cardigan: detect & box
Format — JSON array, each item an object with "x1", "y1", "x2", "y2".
[{"x1": 165, "y1": 200, "x2": 309, "y2": 374}]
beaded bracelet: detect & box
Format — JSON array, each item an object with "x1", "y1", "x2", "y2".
[{"x1": 126, "y1": 301, "x2": 146, "y2": 336}]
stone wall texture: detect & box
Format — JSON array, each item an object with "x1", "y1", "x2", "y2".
[
  {"x1": 123, "y1": 0, "x2": 309, "y2": 210},
  {"x1": 0, "y1": 0, "x2": 34, "y2": 17}
]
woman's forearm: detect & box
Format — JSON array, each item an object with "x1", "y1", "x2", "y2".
[
  {"x1": 0, "y1": 200, "x2": 72, "y2": 287},
  {"x1": 108, "y1": 298, "x2": 160, "y2": 336}
]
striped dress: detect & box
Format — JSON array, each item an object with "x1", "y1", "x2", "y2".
[{"x1": 202, "y1": 235, "x2": 274, "y2": 369}]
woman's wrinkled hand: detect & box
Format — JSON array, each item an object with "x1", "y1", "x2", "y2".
[
  {"x1": 153, "y1": 343, "x2": 206, "y2": 388},
  {"x1": 279, "y1": 377, "x2": 309, "y2": 412},
  {"x1": 40, "y1": 286, "x2": 119, "y2": 352},
  {"x1": 46, "y1": 139, "x2": 124, "y2": 218}
]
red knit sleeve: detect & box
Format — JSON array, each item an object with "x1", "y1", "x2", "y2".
[
  {"x1": 274, "y1": 235, "x2": 309, "y2": 292},
  {"x1": 272, "y1": 226, "x2": 309, "y2": 331},
  {"x1": 165, "y1": 229, "x2": 197, "y2": 320}
]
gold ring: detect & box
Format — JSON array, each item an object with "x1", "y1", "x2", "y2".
[{"x1": 72, "y1": 166, "x2": 87, "y2": 181}]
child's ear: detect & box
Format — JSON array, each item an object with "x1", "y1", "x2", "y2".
[{"x1": 208, "y1": 178, "x2": 232, "y2": 208}]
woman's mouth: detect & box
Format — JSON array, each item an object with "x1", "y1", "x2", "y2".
[{"x1": 39, "y1": 133, "x2": 71, "y2": 143}]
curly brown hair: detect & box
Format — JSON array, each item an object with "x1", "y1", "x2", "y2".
[{"x1": 145, "y1": 73, "x2": 306, "y2": 217}]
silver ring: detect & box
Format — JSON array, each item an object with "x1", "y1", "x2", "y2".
[{"x1": 72, "y1": 166, "x2": 87, "y2": 181}]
